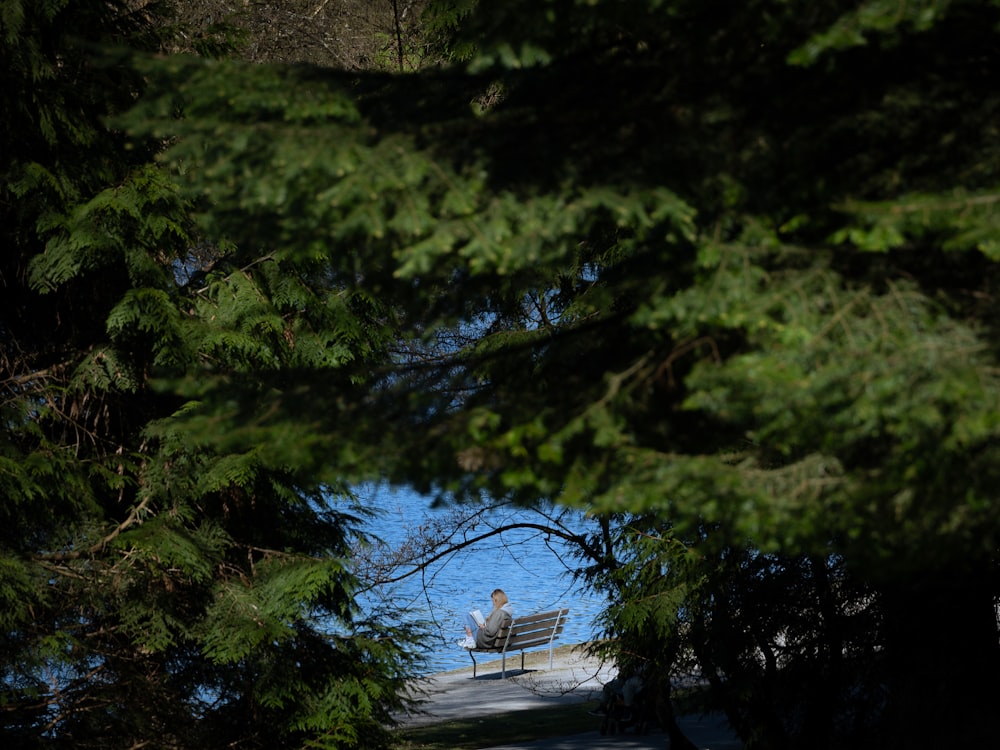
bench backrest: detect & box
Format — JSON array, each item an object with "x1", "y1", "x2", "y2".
[{"x1": 497, "y1": 608, "x2": 569, "y2": 652}]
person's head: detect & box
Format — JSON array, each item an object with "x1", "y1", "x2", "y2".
[{"x1": 491, "y1": 588, "x2": 508, "y2": 609}]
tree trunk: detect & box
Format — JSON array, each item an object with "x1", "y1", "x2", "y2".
[{"x1": 655, "y1": 680, "x2": 699, "y2": 750}]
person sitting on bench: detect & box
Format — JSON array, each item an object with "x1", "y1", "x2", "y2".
[{"x1": 459, "y1": 588, "x2": 514, "y2": 649}]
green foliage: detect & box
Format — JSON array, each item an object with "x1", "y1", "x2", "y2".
[
  {"x1": 1, "y1": 2, "x2": 422, "y2": 747},
  {"x1": 28, "y1": 164, "x2": 190, "y2": 291},
  {"x1": 8, "y1": 0, "x2": 1000, "y2": 747},
  {"x1": 419, "y1": 0, "x2": 479, "y2": 62},
  {"x1": 788, "y1": 0, "x2": 955, "y2": 65},
  {"x1": 118, "y1": 0, "x2": 1000, "y2": 745},
  {"x1": 665, "y1": 245, "x2": 1000, "y2": 563},
  {"x1": 833, "y1": 188, "x2": 1000, "y2": 258}
]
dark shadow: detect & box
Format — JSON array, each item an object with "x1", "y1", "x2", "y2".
[{"x1": 470, "y1": 668, "x2": 537, "y2": 680}]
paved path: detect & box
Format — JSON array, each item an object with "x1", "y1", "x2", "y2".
[{"x1": 396, "y1": 645, "x2": 743, "y2": 749}]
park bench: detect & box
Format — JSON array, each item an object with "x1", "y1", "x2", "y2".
[{"x1": 467, "y1": 608, "x2": 570, "y2": 678}]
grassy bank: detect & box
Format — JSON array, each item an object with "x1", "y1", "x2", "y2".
[{"x1": 395, "y1": 702, "x2": 596, "y2": 750}]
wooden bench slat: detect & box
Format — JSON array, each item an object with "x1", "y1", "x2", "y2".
[
  {"x1": 505, "y1": 633, "x2": 564, "y2": 650},
  {"x1": 507, "y1": 623, "x2": 566, "y2": 640},
  {"x1": 507, "y1": 610, "x2": 567, "y2": 627},
  {"x1": 472, "y1": 624, "x2": 567, "y2": 651},
  {"x1": 506, "y1": 622, "x2": 566, "y2": 639}
]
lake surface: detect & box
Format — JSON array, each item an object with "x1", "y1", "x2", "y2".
[{"x1": 357, "y1": 487, "x2": 607, "y2": 674}]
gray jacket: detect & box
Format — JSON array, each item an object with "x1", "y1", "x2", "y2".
[{"x1": 476, "y1": 603, "x2": 514, "y2": 648}]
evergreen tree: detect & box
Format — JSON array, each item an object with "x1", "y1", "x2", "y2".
[
  {"x1": 9, "y1": 0, "x2": 1000, "y2": 746},
  {"x1": 119, "y1": 1, "x2": 1000, "y2": 746},
  {"x1": 1, "y1": 2, "x2": 420, "y2": 747}
]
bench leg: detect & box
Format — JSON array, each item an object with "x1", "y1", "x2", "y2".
[{"x1": 469, "y1": 650, "x2": 478, "y2": 678}]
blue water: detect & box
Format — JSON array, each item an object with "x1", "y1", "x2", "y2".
[{"x1": 355, "y1": 487, "x2": 606, "y2": 674}]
